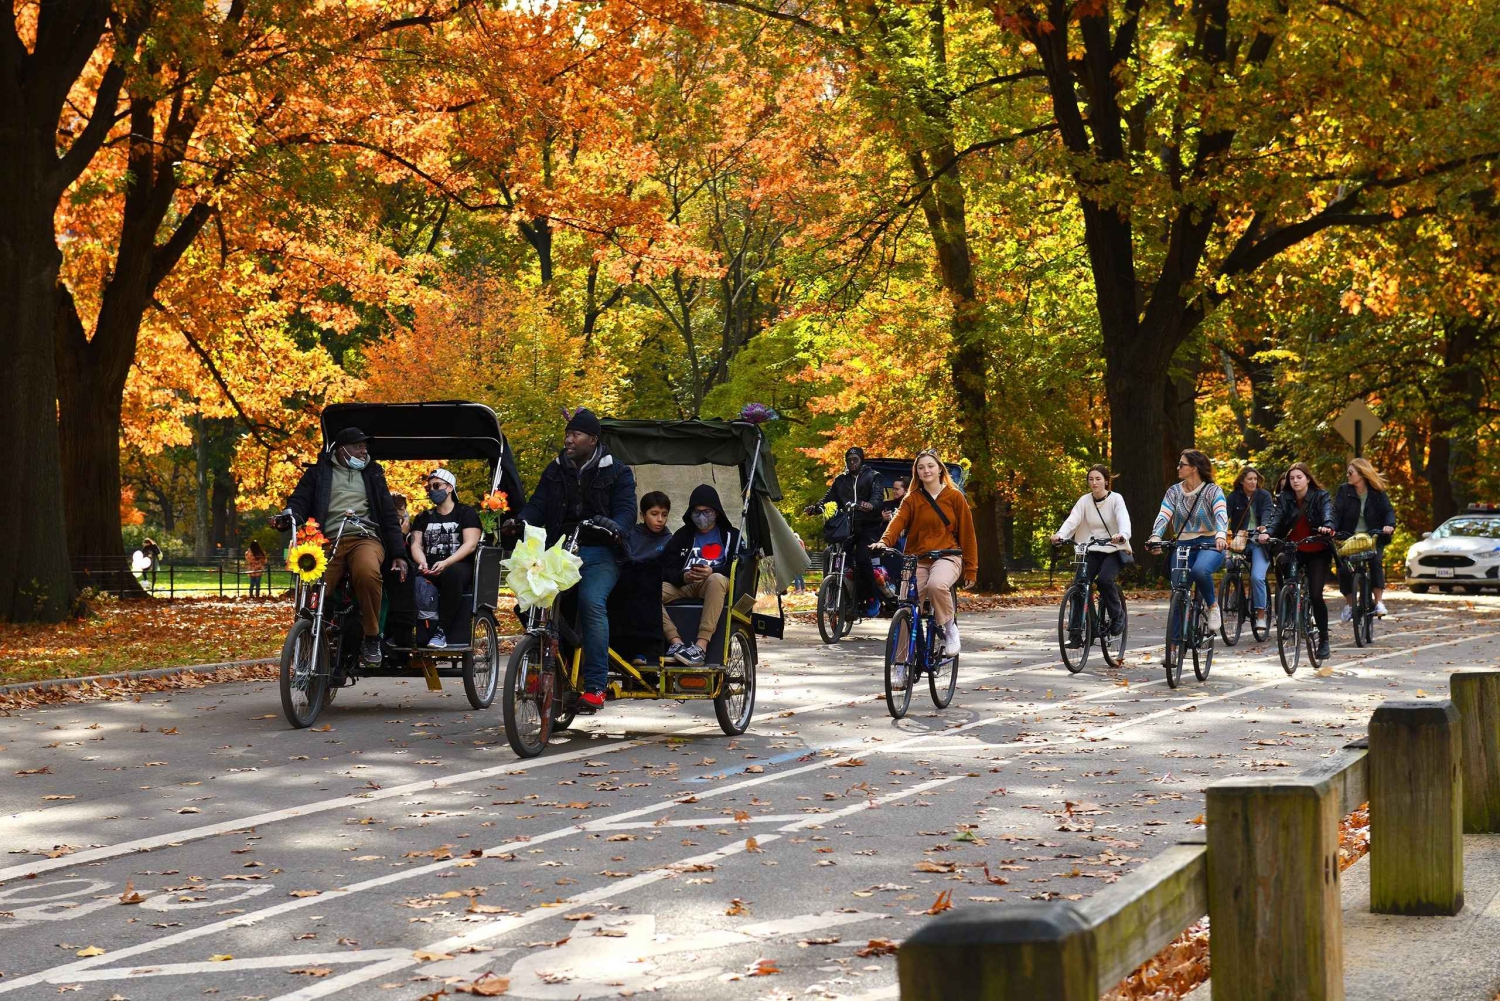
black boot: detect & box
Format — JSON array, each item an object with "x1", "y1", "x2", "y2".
[{"x1": 1316, "y1": 638, "x2": 1330, "y2": 661}]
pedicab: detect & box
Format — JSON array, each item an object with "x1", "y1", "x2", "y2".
[
  {"x1": 500, "y1": 418, "x2": 800, "y2": 758},
  {"x1": 277, "y1": 401, "x2": 525, "y2": 728}
]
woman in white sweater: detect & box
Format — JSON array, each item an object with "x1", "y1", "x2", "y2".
[{"x1": 1051, "y1": 465, "x2": 1132, "y2": 637}]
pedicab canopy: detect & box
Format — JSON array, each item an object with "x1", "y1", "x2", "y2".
[
  {"x1": 600, "y1": 419, "x2": 809, "y2": 590},
  {"x1": 320, "y1": 400, "x2": 525, "y2": 504}
]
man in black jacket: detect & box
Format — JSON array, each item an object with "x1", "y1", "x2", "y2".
[
  {"x1": 274, "y1": 428, "x2": 408, "y2": 664},
  {"x1": 804, "y1": 447, "x2": 887, "y2": 605},
  {"x1": 660, "y1": 485, "x2": 742, "y2": 666},
  {"x1": 513, "y1": 408, "x2": 636, "y2": 713}
]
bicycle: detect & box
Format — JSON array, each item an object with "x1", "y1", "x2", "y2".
[
  {"x1": 876, "y1": 546, "x2": 964, "y2": 719},
  {"x1": 1053, "y1": 537, "x2": 1129, "y2": 673},
  {"x1": 1336, "y1": 533, "x2": 1380, "y2": 648},
  {"x1": 1147, "y1": 539, "x2": 1215, "y2": 689},
  {"x1": 1265, "y1": 536, "x2": 1328, "y2": 674},
  {"x1": 815, "y1": 502, "x2": 889, "y2": 643},
  {"x1": 1217, "y1": 541, "x2": 1270, "y2": 644},
  {"x1": 278, "y1": 514, "x2": 357, "y2": 728}
]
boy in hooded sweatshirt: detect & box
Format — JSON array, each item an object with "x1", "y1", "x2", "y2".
[{"x1": 660, "y1": 484, "x2": 741, "y2": 666}]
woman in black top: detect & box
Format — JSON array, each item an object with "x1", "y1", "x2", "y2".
[
  {"x1": 410, "y1": 469, "x2": 482, "y2": 647},
  {"x1": 1333, "y1": 458, "x2": 1397, "y2": 619},
  {"x1": 1226, "y1": 466, "x2": 1275, "y2": 628},
  {"x1": 1259, "y1": 462, "x2": 1336, "y2": 660}
]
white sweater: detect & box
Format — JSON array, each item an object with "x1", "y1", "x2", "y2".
[{"x1": 1055, "y1": 492, "x2": 1133, "y2": 553}]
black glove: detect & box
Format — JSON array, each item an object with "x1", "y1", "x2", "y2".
[
  {"x1": 270, "y1": 513, "x2": 294, "y2": 531},
  {"x1": 591, "y1": 517, "x2": 626, "y2": 544},
  {"x1": 500, "y1": 518, "x2": 523, "y2": 536}
]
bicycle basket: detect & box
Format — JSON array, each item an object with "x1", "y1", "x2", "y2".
[
  {"x1": 822, "y1": 510, "x2": 851, "y2": 544},
  {"x1": 1337, "y1": 533, "x2": 1375, "y2": 557},
  {"x1": 1169, "y1": 547, "x2": 1192, "y2": 587}
]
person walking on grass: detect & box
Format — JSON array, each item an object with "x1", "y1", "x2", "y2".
[{"x1": 245, "y1": 540, "x2": 267, "y2": 597}]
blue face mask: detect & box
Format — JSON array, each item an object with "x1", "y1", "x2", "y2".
[{"x1": 345, "y1": 454, "x2": 368, "y2": 470}]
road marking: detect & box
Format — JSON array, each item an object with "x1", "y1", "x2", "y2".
[{"x1": 54, "y1": 948, "x2": 411, "y2": 982}]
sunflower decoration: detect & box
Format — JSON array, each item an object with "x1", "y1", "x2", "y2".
[
  {"x1": 478, "y1": 491, "x2": 510, "y2": 539},
  {"x1": 287, "y1": 542, "x2": 328, "y2": 583}
]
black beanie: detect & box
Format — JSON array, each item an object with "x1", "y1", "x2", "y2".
[
  {"x1": 845, "y1": 446, "x2": 865, "y2": 461},
  {"x1": 566, "y1": 408, "x2": 602, "y2": 439}
]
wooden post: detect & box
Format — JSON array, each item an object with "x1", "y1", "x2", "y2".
[
  {"x1": 897, "y1": 903, "x2": 1096, "y2": 1001},
  {"x1": 1452, "y1": 671, "x2": 1500, "y2": 833},
  {"x1": 1206, "y1": 776, "x2": 1343, "y2": 1001},
  {"x1": 1369, "y1": 700, "x2": 1464, "y2": 915}
]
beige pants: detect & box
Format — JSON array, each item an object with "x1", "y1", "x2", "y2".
[
  {"x1": 662, "y1": 573, "x2": 730, "y2": 644},
  {"x1": 917, "y1": 555, "x2": 963, "y2": 625}
]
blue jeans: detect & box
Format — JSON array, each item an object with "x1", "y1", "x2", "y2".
[
  {"x1": 1182, "y1": 538, "x2": 1225, "y2": 606},
  {"x1": 577, "y1": 546, "x2": 620, "y2": 693},
  {"x1": 1247, "y1": 541, "x2": 1270, "y2": 612}
]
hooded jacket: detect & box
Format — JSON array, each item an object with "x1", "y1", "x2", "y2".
[
  {"x1": 660, "y1": 485, "x2": 743, "y2": 588},
  {"x1": 818, "y1": 465, "x2": 886, "y2": 531},
  {"x1": 286, "y1": 452, "x2": 405, "y2": 558},
  {"x1": 517, "y1": 441, "x2": 637, "y2": 546}
]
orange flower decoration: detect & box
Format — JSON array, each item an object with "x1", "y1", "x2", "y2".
[
  {"x1": 296, "y1": 518, "x2": 328, "y2": 547},
  {"x1": 482, "y1": 491, "x2": 510, "y2": 513}
]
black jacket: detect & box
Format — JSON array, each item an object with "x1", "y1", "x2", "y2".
[
  {"x1": 661, "y1": 485, "x2": 743, "y2": 587},
  {"x1": 1226, "y1": 487, "x2": 1275, "y2": 533},
  {"x1": 1268, "y1": 487, "x2": 1335, "y2": 539},
  {"x1": 819, "y1": 466, "x2": 886, "y2": 530},
  {"x1": 286, "y1": 453, "x2": 405, "y2": 557},
  {"x1": 1332, "y1": 483, "x2": 1396, "y2": 538},
  {"x1": 517, "y1": 443, "x2": 637, "y2": 546}
]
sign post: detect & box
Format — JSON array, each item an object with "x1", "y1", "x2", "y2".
[{"x1": 1333, "y1": 399, "x2": 1383, "y2": 457}]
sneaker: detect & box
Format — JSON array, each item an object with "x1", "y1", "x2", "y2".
[
  {"x1": 1339, "y1": 606, "x2": 1353, "y2": 624},
  {"x1": 889, "y1": 662, "x2": 907, "y2": 688},
  {"x1": 943, "y1": 620, "x2": 961, "y2": 655},
  {"x1": 666, "y1": 641, "x2": 692, "y2": 665},
  {"x1": 577, "y1": 691, "x2": 604, "y2": 714},
  {"x1": 1316, "y1": 640, "x2": 1331, "y2": 661},
  {"x1": 361, "y1": 636, "x2": 382, "y2": 664},
  {"x1": 1066, "y1": 632, "x2": 1083, "y2": 649},
  {"x1": 678, "y1": 644, "x2": 707, "y2": 666},
  {"x1": 1375, "y1": 601, "x2": 1388, "y2": 617},
  {"x1": 428, "y1": 629, "x2": 448, "y2": 649},
  {"x1": 1207, "y1": 605, "x2": 1222, "y2": 631}
]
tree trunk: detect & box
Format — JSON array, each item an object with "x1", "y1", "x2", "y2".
[
  {"x1": 1163, "y1": 348, "x2": 1199, "y2": 467},
  {"x1": 1428, "y1": 322, "x2": 1485, "y2": 526},
  {"x1": 194, "y1": 413, "x2": 211, "y2": 557},
  {"x1": 1105, "y1": 358, "x2": 1172, "y2": 557},
  {"x1": 211, "y1": 469, "x2": 235, "y2": 553},
  {"x1": 0, "y1": 154, "x2": 75, "y2": 620},
  {"x1": 1240, "y1": 342, "x2": 1281, "y2": 454}
]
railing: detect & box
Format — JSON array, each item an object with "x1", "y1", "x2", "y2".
[
  {"x1": 71, "y1": 555, "x2": 292, "y2": 599},
  {"x1": 898, "y1": 668, "x2": 1500, "y2": 1001}
]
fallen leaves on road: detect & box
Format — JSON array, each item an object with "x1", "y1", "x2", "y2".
[
  {"x1": 208, "y1": 954, "x2": 234, "y2": 962},
  {"x1": 288, "y1": 889, "x2": 321, "y2": 898},
  {"x1": 855, "y1": 938, "x2": 899, "y2": 958},
  {"x1": 118, "y1": 881, "x2": 144, "y2": 904},
  {"x1": 74, "y1": 946, "x2": 105, "y2": 957},
  {"x1": 925, "y1": 890, "x2": 955, "y2": 915},
  {"x1": 455, "y1": 973, "x2": 511, "y2": 995},
  {"x1": 288, "y1": 968, "x2": 333, "y2": 977},
  {"x1": 413, "y1": 949, "x2": 455, "y2": 962},
  {"x1": 726, "y1": 898, "x2": 750, "y2": 916}
]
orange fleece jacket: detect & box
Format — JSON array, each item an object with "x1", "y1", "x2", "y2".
[{"x1": 878, "y1": 484, "x2": 979, "y2": 580}]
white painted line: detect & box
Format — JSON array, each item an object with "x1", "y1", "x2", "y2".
[{"x1": 54, "y1": 948, "x2": 411, "y2": 982}]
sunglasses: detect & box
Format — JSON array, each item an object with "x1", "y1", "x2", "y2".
[{"x1": 1177, "y1": 460, "x2": 1192, "y2": 468}]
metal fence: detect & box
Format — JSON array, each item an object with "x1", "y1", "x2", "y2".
[{"x1": 71, "y1": 556, "x2": 293, "y2": 599}]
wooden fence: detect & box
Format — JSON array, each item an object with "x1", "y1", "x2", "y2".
[{"x1": 898, "y1": 669, "x2": 1500, "y2": 1001}]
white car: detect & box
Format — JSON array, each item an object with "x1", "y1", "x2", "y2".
[{"x1": 1405, "y1": 504, "x2": 1500, "y2": 593}]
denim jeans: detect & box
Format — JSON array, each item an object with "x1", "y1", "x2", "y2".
[
  {"x1": 577, "y1": 546, "x2": 620, "y2": 693},
  {"x1": 1247, "y1": 541, "x2": 1270, "y2": 612},
  {"x1": 1182, "y1": 538, "x2": 1225, "y2": 606}
]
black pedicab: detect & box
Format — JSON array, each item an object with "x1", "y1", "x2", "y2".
[
  {"x1": 277, "y1": 401, "x2": 525, "y2": 728},
  {"x1": 501, "y1": 418, "x2": 798, "y2": 758}
]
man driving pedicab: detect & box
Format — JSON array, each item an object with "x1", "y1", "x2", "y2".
[
  {"x1": 509, "y1": 409, "x2": 637, "y2": 715},
  {"x1": 273, "y1": 427, "x2": 409, "y2": 664}
]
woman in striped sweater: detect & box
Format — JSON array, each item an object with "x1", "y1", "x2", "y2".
[{"x1": 1146, "y1": 449, "x2": 1229, "y2": 632}]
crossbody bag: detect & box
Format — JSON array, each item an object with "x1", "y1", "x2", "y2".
[{"x1": 1091, "y1": 493, "x2": 1134, "y2": 565}]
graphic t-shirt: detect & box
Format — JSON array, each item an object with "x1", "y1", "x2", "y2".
[
  {"x1": 413, "y1": 503, "x2": 481, "y2": 562},
  {"x1": 686, "y1": 528, "x2": 728, "y2": 572}
]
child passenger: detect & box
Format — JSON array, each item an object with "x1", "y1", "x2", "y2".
[
  {"x1": 625, "y1": 492, "x2": 673, "y2": 565},
  {"x1": 661, "y1": 485, "x2": 740, "y2": 666},
  {"x1": 610, "y1": 492, "x2": 673, "y2": 667}
]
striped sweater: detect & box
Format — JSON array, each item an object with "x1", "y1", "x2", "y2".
[{"x1": 1152, "y1": 482, "x2": 1228, "y2": 541}]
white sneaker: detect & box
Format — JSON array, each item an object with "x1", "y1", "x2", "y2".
[
  {"x1": 943, "y1": 620, "x2": 961, "y2": 656},
  {"x1": 1207, "y1": 605, "x2": 1222, "y2": 631},
  {"x1": 1339, "y1": 606, "x2": 1353, "y2": 623},
  {"x1": 890, "y1": 662, "x2": 907, "y2": 688},
  {"x1": 1375, "y1": 601, "x2": 1388, "y2": 617}
]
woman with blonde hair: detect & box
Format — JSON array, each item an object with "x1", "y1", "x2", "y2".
[{"x1": 1334, "y1": 457, "x2": 1397, "y2": 617}]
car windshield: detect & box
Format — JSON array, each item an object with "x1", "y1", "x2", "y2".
[{"x1": 1432, "y1": 517, "x2": 1500, "y2": 540}]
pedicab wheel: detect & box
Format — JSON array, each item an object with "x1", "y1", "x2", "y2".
[
  {"x1": 1192, "y1": 605, "x2": 1214, "y2": 682},
  {"x1": 1057, "y1": 584, "x2": 1090, "y2": 674},
  {"x1": 930, "y1": 648, "x2": 958, "y2": 709},
  {"x1": 279, "y1": 618, "x2": 329, "y2": 729},
  {"x1": 1219, "y1": 575, "x2": 1244, "y2": 646},
  {"x1": 1163, "y1": 592, "x2": 1186, "y2": 690},
  {"x1": 462, "y1": 611, "x2": 500, "y2": 709},
  {"x1": 1100, "y1": 598, "x2": 1128, "y2": 669},
  {"x1": 714, "y1": 628, "x2": 757, "y2": 736},
  {"x1": 883, "y1": 608, "x2": 915, "y2": 719},
  {"x1": 502, "y1": 633, "x2": 557, "y2": 758},
  {"x1": 816, "y1": 577, "x2": 843, "y2": 644},
  {"x1": 1276, "y1": 584, "x2": 1300, "y2": 676}
]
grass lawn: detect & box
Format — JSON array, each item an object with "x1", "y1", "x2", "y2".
[{"x1": 0, "y1": 597, "x2": 287, "y2": 686}]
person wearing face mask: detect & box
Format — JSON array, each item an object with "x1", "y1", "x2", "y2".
[
  {"x1": 273, "y1": 427, "x2": 408, "y2": 664},
  {"x1": 410, "y1": 469, "x2": 483, "y2": 648},
  {"x1": 660, "y1": 485, "x2": 742, "y2": 666},
  {"x1": 803, "y1": 447, "x2": 887, "y2": 602}
]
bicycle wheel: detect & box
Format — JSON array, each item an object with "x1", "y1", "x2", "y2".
[
  {"x1": 1163, "y1": 591, "x2": 1186, "y2": 689},
  {"x1": 1192, "y1": 602, "x2": 1214, "y2": 682},
  {"x1": 1218, "y1": 573, "x2": 1244, "y2": 646},
  {"x1": 502, "y1": 633, "x2": 559, "y2": 758},
  {"x1": 279, "y1": 618, "x2": 329, "y2": 728},
  {"x1": 884, "y1": 607, "x2": 916, "y2": 719},
  {"x1": 1356, "y1": 571, "x2": 1374, "y2": 647},
  {"x1": 840, "y1": 584, "x2": 857, "y2": 637},
  {"x1": 1304, "y1": 600, "x2": 1323, "y2": 669},
  {"x1": 816, "y1": 575, "x2": 843, "y2": 644},
  {"x1": 1276, "y1": 583, "x2": 1300, "y2": 675},
  {"x1": 1057, "y1": 584, "x2": 1090, "y2": 674},
  {"x1": 1250, "y1": 580, "x2": 1271, "y2": 642},
  {"x1": 1100, "y1": 595, "x2": 1128, "y2": 668},
  {"x1": 930, "y1": 632, "x2": 959, "y2": 709}
]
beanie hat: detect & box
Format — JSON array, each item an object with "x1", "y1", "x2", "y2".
[{"x1": 566, "y1": 408, "x2": 603, "y2": 439}]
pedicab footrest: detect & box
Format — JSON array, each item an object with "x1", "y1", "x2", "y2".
[
  {"x1": 663, "y1": 666, "x2": 723, "y2": 696},
  {"x1": 384, "y1": 644, "x2": 473, "y2": 655}
]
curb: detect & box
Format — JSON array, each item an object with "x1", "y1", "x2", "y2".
[{"x1": 0, "y1": 657, "x2": 278, "y2": 696}]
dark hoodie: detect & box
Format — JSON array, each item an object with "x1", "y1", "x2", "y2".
[{"x1": 661, "y1": 485, "x2": 742, "y2": 587}]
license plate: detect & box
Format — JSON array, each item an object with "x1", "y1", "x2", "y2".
[{"x1": 1437, "y1": 568, "x2": 1455, "y2": 578}]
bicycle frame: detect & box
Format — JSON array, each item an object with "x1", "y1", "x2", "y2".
[{"x1": 290, "y1": 515, "x2": 354, "y2": 686}]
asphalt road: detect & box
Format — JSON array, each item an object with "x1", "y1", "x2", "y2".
[{"x1": 3, "y1": 593, "x2": 1498, "y2": 1001}]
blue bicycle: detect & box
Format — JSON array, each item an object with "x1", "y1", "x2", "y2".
[
  {"x1": 877, "y1": 546, "x2": 965, "y2": 719},
  {"x1": 1146, "y1": 539, "x2": 1215, "y2": 689}
]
